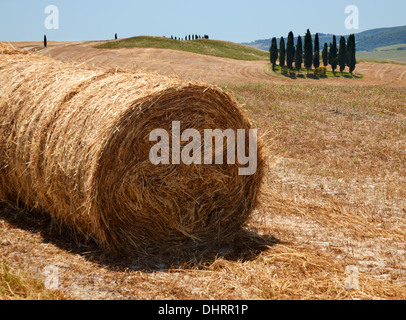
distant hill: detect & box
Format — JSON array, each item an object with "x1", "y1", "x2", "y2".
[{"x1": 243, "y1": 25, "x2": 406, "y2": 52}]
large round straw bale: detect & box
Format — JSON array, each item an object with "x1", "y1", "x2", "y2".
[{"x1": 0, "y1": 43, "x2": 264, "y2": 254}]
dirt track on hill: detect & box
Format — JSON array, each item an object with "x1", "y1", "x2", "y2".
[{"x1": 37, "y1": 43, "x2": 406, "y2": 87}]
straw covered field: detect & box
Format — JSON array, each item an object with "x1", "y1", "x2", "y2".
[{"x1": 0, "y1": 41, "x2": 405, "y2": 300}]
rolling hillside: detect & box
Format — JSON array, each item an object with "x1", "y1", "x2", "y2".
[
  {"x1": 96, "y1": 36, "x2": 269, "y2": 61},
  {"x1": 3, "y1": 43, "x2": 406, "y2": 300},
  {"x1": 2, "y1": 37, "x2": 406, "y2": 301}
]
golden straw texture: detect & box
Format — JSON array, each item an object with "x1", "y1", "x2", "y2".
[{"x1": 0, "y1": 43, "x2": 264, "y2": 254}]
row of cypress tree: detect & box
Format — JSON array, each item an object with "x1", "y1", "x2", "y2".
[
  {"x1": 170, "y1": 35, "x2": 209, "y2": 40},
  {"x1": 270, "y1": 30, "x2": 357, "y2": 76}
]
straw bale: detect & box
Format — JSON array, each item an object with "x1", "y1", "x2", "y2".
[{"x1": 0, "y1": 43, "x2": 264, "y2": 253}]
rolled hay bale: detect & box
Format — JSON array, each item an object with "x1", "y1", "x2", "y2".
[{"x1": 0, "y1": 43, "x2": 265, "y2": 254}]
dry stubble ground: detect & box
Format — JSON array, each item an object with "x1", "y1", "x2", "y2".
[{"x1": 0, "y1": 42, "x2": 405, "y2": 300}]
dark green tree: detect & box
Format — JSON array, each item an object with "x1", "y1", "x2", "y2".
[
  {"x1": 313, "y1": 33, "x2": 320, "y2": 69},
  {"x1": 270, "y1": 37, "x2": 278, "y2": 71},
  {"x1": 279, "y1": 37, "x2": 286, "y2": 69},
  {"x1": 347, "y1": 34, "x2": 357, "y2": 75},
  {"x1": 322, "y1": 43, "x2": 328, "y2": 66},
  {"x1": 115, "y1": 33, "x2": 118, "y2": 40},
  {"x1": 286, "y1": 31, "x2": 295, "y2": 72},
  {"x1": 295, "y1": 35, "x2": 303, "y2": 72},
  {"x1": 303, "y1": 29, "x2": 313, "y2": 75},
  {"x1": 328, "y1": 42, "x2": 332, "y2": 65},
  {"x1": 329, "y1": 36, "x2": 338, "y2": 74},
  {"x1": 338, "y1": 36, "x2": 347, "y2": 75},
  {"x1": 44, "y1": 35, "x2": 47, "y2": 48}
]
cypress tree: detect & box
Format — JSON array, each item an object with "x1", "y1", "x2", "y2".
[
  {"x1": 295, "y1": 35, "x2": 303, "y2": 72},
  {"x1": 338, "y1": 36, "x2": 347, "y2": 75},
  {"x1": 328, "y1": 42, "x2": 332, "y2": 65},
  {"x1": 330, "y1": 36, "x2": 338, "y2": 74},
  {"x1": 303, "y1": 29, "x2": 313, "y2": 75},
  {"x1": 279, "y1": 37, "x2": 286, "y2": 69},
  {"x1": 286, "y1": 31, "x2": 295, "y2": 72},
  {"x1": 322, "y1": 43, "x2": 328, "y2": 67},
  {"x1": 313, "y1": 33, "x2": 320, "y2": 69},
  {"x1": 347, "y1": 34, "x2": 357, "y2": 75},
  {"x1": 351, "y1": 34, "x2": 357, "y2": 73},
  {"x1": 115, "y1": 33, "x2": 118, "y2": 40},
  {"x1": 270, "y1": 37, "x2": 278, "y2": 71},
  {"x1": 44, "y1": 35, "x2": 47, "y2": 48}
]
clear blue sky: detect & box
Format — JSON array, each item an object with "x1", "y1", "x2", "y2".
[{"x1": 0, "y1": 0, "x2": 405, "y2": 43}]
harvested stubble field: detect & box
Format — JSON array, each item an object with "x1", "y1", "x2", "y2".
[{"x1": 0, "y1": 41, "x2": 406, "y2": 300}]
